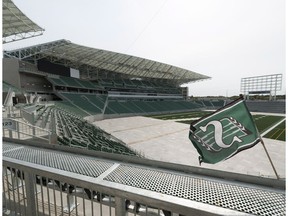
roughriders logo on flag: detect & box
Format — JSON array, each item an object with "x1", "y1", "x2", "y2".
[{"x1": 189, "y1": 97, "x2": 261, "y2": 164}]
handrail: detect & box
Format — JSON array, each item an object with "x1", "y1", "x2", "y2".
[
  {"x1": 3, "y1": 137, "x2": 285, "y2": 190},
  {"x1": 3, "y1": 143, "x2": 285, "y2": 216},
  {"x1": 3, "y1": 118, "x2": 52, "y2": 144},
  {"x1": 8, "y1": 118, "x2": 51, "y2": 133}
]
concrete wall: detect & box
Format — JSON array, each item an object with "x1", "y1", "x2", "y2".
[
  {"x1": 246, "y1": 101, "x2": 285, "y2": 114},
  {"x1": 20, "y1": 73, "x2": 53, "y2": 92},
  {"x1": 37, "y1": 94, "x2": 55, "y2": 102},
  {"x1": 3, "y1": 58, "x2": 21, "y2": 89}
]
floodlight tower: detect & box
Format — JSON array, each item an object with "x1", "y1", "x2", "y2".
[{"x1": 240, "y1": 74, "x2": 282, "y2": 100}]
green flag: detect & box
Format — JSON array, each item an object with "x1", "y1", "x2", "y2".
[{"x1": 189, "y1": 97, "x2": 261, "y2": 164}]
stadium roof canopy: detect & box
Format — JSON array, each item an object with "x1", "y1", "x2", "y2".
[
  {"x1": 2, "y1": 0, "x2": 45, "y2": 44},
  {"x1": 4, "y1": 39, "x2": 210, "y2": 85}
]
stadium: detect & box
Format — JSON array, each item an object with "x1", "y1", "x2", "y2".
[{"x1": 2, "y1": 0, "x2": 285, "y2": 215}]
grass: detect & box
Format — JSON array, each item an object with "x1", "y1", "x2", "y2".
[
  {"x1": 147, "y1": 111, "x2": 211, "y2": 120},
  {"x1": 264, "y1": 120, "x2": 286, "y2": 141},
  {"x1": 149, "y1": 112, "x2": 286, "y2": 141},
  {"x1": 253, "y1": 115, "x2": 285, "y2": 133}
]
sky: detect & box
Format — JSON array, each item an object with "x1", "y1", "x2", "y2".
[{"x1": 3, "y1": 0, "x2": 286, "y2": 97}]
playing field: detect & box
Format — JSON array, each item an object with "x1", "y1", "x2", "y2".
[
  {"x1": 146, "y1": 111, "x2": 211, "y2": 120},
  {"x1": 263, "y1": 120, "x2": 285, "y2": 141},
  {"x1": 149, "y1": 111, "x2": 286, "y2": 141}
]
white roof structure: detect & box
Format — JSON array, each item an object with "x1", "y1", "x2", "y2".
[
  {"x1": 4, "y1": 39, "x2": 210, "y2": 85},
  {"x1": 2, "y1": 0, "x2": 44, "y2": 43}
]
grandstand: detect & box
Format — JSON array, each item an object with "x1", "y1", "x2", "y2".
[
  {"x1": 2, "y1": 1, "x2": 285, "y2": 215},
  {"x1": 2, "y1": 32, "x2": 213, "y2": 158},
  {"x1": 3, "y1": 40, "x2": 210, "y2": 121},
  {"x1": 2, "y1": 44, "x2": 211, "y2": 158},
  {"x1": 191, "y1": 97, "x2": 285, "y2": 114},
  {"x1": 54, "y1": 107, "x2": 138, "y2": 156}
]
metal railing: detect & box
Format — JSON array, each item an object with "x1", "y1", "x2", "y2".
[
  {"x1": 20, "y1": 109, "x2": 35, "y2": 125},
  {"x1": 2, "y1": 140, "x2": 285, "y2": 216},
  {"x1": 2, "y1": 158, "x2": 199, "y2": 216},
  {"x1": 2, "y1": 118, "x2": 53, "y2": 144}
]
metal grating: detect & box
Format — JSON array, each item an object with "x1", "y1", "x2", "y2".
[
  {"x1": 2, "y1": 143, "x2": 22, "y2": 152},
  {"x1": 3, "y1": 145, "x2": 114, "y2": 178},
  {"x1": 105, "y1": 165, "x2": 285, "y2": 216}
]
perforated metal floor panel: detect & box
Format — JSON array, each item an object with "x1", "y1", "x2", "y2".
[
  {"x1": 3, "y1": 142, "x2": 286, "y2": 216},
  {"x1": 3, "y1": 143, "x2": 113, "y2": 177},
  {"x1": 3, "y1": 142, "x2": 23, "y2": 152},
  {"x1": 105, "y1": 165, "x2": 285, "y2": 216}
]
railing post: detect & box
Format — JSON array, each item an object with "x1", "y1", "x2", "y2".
[
  {"x1": 49, "y1": 133, "x2": 51, "y2": 144},
  {"x1": 32, "y1": 111, "x2": 35, "y2": 124},
  {"x1": 2, "y1": 188, "x2": 7, "y2": 213},
  {"x1": 32, "y1": 112, "x2": 36, "y2": 137},
  {"x1": 32, "y1": 126, "x2": 36, "y2": 137},
  {"x1": 17, "y1": 121, "x2": 20, "y2": 139},
  {"x1": 24, "y1": 171, "x2": 37, "y2": 216},
  {"x1": 64, "y1": 193, "x2": 77, "y2": 213},
  {"x1": 8, "y1": 128, "x2": 13, "y2": 139},
  {"x1": 49, "y1": 113, "x2": 58, "y2": 144},
  {"x1": 12, "y1": 172, "x2": 22, "y2": 189},
  {"x1": 115, "y1": 197, "x2": 127, "y2": 216},
  {"x1": 2, "y1": 169, "x2": 8, "y2": 213}
]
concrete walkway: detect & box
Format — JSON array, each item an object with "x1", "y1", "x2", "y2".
[{"x1": 94, "y1": 116, "x2": 285, "y2": 179}]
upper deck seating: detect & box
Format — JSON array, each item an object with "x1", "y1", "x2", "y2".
[
  {"x1": 47, "y1": 76, "x2": 103, "y2": 90},
  {"x1": 99, "y1": 79, "x2": 114, "y2": 88},
  {"x1": 123, "y1": 79, "x2": 136, "y2": 88},
  {"x1": 113, "y1": 79, "x2": 125, "y2": 88},
  {"x1": 104, "y1": 99, "x2": 204, "y2": 115},
  {"x1": 47, "y1": 77, "x2": 67, "y2": 86},
  {"x1": 58, "y1": 92, "x2": 104, "y2": 115},
  {"x1": 73, "y1": 79, "x2": 96, "y2": 89},
  {"x1": 59, "y1": 76, "x2": 82, "y2": 88}
]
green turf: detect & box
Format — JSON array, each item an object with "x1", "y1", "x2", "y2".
[
  {"x1": 176, "y1": 120, "x2": 194, "y2": 125},
  {"x1": 253, "y1": 115, "x2": 285, "y2": 133},
  {"x1": 152, "y1": 112, "x2": 286, "y2": 142},
  {"x1": 264, "y1": 120, "x2": 286, "y2": 141},
  {"x1": 147, "y1": 111, "x2": 211, "y2": 120}
]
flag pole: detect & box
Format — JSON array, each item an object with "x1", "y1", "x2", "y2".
[{"x1": 260, "y1": 138, "x2": 280, "y2": 179}]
